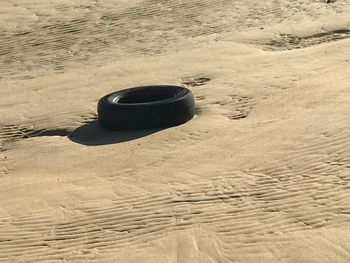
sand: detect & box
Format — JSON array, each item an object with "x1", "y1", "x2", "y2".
[{"x1": 1, "y1": 0, "x2": 350, "y2": 262}]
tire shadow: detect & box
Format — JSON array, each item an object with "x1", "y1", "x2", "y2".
[{"x1": 69, "y1": 121, "x2": 164, "y2": 146}]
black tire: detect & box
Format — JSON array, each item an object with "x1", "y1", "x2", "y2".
[{"x1": 97, "y1": 85, "x2": 195, "y2": 130}]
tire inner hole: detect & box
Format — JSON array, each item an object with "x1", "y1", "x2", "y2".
[{"x1": 117, "y1": 91, "x2": 176, "y2": 104}]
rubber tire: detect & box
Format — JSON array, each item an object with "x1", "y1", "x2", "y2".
[{"x1": 97, "y1": 85, "x2": 195, "y2": 130}]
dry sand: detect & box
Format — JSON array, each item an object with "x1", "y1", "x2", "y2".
[{"x1": 1, "y1": 0, "x2": 350, "y2": 262}]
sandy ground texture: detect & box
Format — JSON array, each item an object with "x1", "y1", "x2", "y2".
[{"x1": 1, "y1": 0, "x2": 350, "y2": 262}]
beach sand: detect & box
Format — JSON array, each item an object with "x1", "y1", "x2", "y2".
[{"x1": 1, "y1": 0, "x2": 350, "y2": 262}]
